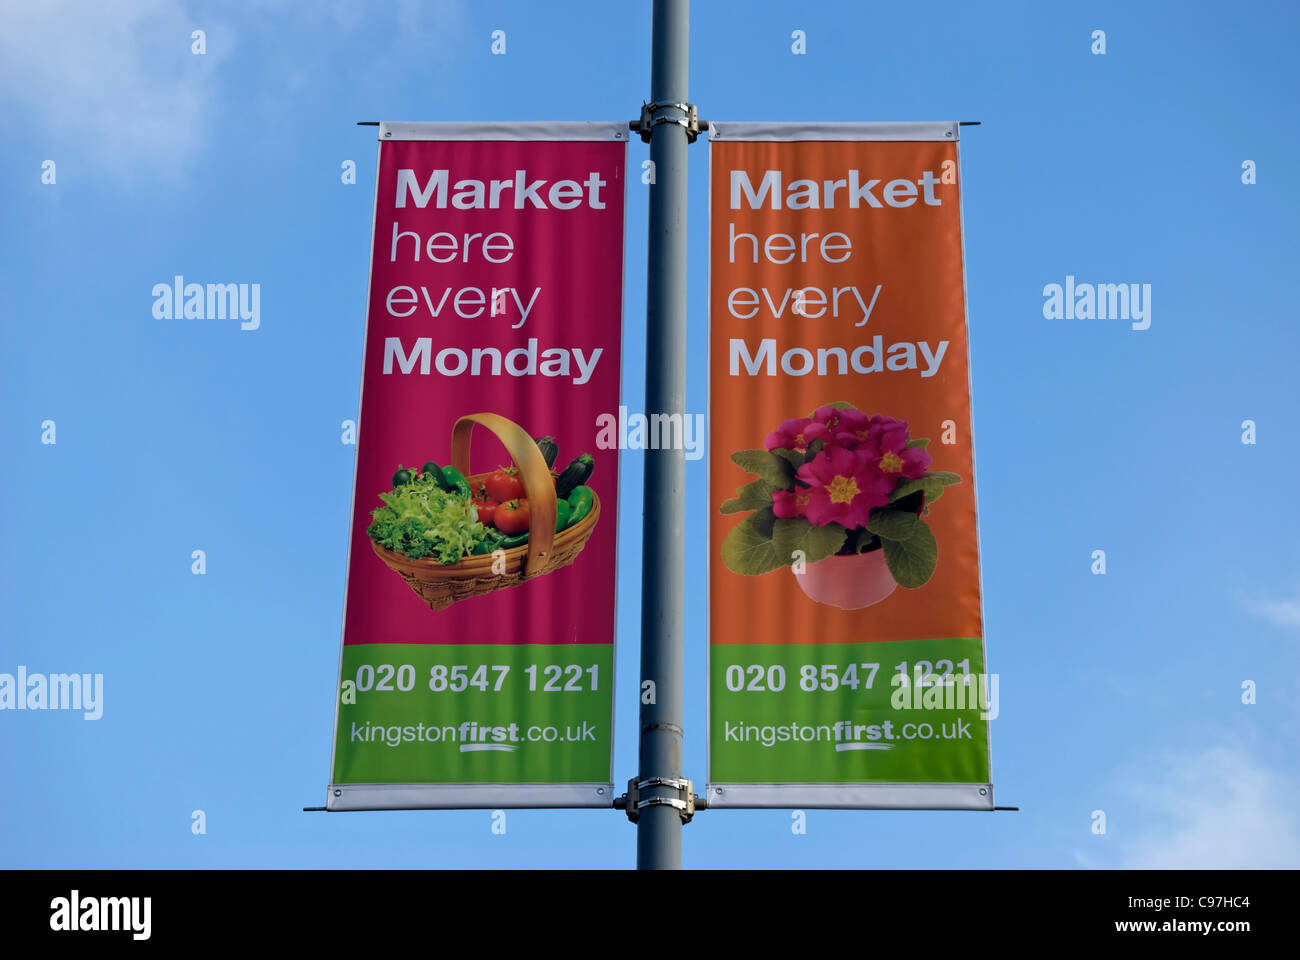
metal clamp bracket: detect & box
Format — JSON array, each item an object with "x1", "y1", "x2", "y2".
[
  {"x1": 619, "y1": 776, "x2": 699, "y2": 824},
  {"x1": 634, "y1": 101, "x2": 703, "y2": 143}
]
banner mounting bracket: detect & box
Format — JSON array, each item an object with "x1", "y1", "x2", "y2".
[
  {"x1": 631, "y1": 101, "x2": 704, "y2": 143},
  {"x1": 617, "y1": 776, "x2": 702, "y2": 823}
]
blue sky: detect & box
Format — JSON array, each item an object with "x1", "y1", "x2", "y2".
[{"x1": 2, "y1": 0, "x2": 1298, "y2": 868}]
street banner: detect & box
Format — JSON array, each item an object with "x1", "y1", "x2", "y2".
[
  {"x1": 328, "y1": 122, "x2": 627, "y2": 810},
  {"x1": 707, "y1": 122, "x2": 993, "y2": 809}
]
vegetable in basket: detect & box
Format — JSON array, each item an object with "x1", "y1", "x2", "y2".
[
  {"x1": 421, "y1": 461, "x2": 453, "y2": 492},
  {"x1": 370, "y1": 440, "x2": 598, "y2": 566},
  {"x1": 495, "y1": 499, "x2": 530, "y2": 535},
  {"x1": 471, "y1": 531, "x2": 505, "y2": 555},
  {"x1": 471, "y1": 497, "x2": 498, "y2": 526},
  {"x1": 566, "y1": 485, "x2": 595, "y2": 526},
  {"x1": 555, "y1": 454, "x2": 594, "y2": 499},
  {"x1": 367, "y1": 469, "x2": 489, "y2": 563},
  {"x1": 485, "y1": 466, "x2": 524, "y2": 502},
  {"x1": 533, "y1": 436, "x2": 560, "y2": 469},
  {"x1": 441, "y1": 465, "x2": 472, "y2": 499}
]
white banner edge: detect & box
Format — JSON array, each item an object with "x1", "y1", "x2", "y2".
[
  {"x1": 708, "y1": 121, "x2": 960, "y2": 142},
  {"x1": 378, "y1": 121, "x2": 629, "y2": 142},
  {"x1": 704, "y1": 782, "x2": 995, "y2": 810},
  {"x1": 327, "y1": 783, "x2": 616, "y2": 810}
]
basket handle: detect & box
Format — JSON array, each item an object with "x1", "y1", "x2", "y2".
[{"x1": 450, "y1": 413, "x2": 556, "y2": 577}]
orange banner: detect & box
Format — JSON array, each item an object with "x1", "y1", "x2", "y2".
[{"x1": 707, "y1": 123, "x2": 991, "y2": 806}]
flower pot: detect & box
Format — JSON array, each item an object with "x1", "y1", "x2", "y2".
[{"x1": 793, "y1": 549, "x2": 897, "y2": 610}]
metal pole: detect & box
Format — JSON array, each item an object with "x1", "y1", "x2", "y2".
[{"x1": 637, "y1": 0, "x2": 690, "y2": 870}]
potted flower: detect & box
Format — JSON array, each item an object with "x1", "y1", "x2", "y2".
[{"x1": 718, "y1": 403, "x2": 961, "y2": 609}]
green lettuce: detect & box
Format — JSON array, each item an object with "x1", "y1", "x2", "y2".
[{"x1": 366, "y1": 471, "x2": 488, "y2": 563}]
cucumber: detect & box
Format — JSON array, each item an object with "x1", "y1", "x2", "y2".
[
  {"x1": 417, "y1": 461, "x2": 455, "y2": 492},
  {"x1": 440, "y1": 465, "x2": 472, "y2": 499},
  {"x1": 566, "y1": 485, "x2": 595, "y2": 526},
  {"x1": 555, "y1": 499, "x2": 572, "y2": 532},
  {"x1": 533, "y1": 436, "x2": 560, "y2": 469},
  {"x1": 555, "y1": 453, "x2": 594, "y2": 499}
]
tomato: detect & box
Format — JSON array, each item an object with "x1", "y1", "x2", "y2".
[
  {"x1": 494, "y1": 499, "x2": 530, "y2": 535},
  {"x1": 472, "y1": 499, "x2": 499, "y2": 526},
  {"x1": 485, "y1": 466, "x2": 524, "y2": 502}
]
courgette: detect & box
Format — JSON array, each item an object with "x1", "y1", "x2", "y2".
[
  {"x1": 555, "y1": 453, "x2": 594, "y2": 499},
  {"x1": 534, "y1": 436, "x2": 560, "y2": 469},
  {"x1": 416, "y1": 461, "x2": 455, "y2": 492}
]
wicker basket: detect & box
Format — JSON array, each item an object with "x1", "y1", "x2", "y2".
[{"x1": 370, "y1": 412, "x2": 600, "y2": 612}]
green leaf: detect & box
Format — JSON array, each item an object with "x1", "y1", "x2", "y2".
[
  {"x1": 719, "y1": 507, "x2": 784, "y2": 576},
  {"x1": 881, "y1": 519, "x2": 938, "y2": 588},
  {"x1": 890, "y1": 470, "x2": 961, "y2": 505},
  {"x1": 772, "y1": 448, "x2": 805, "y2": 470},
  {"x1": 807, "y1": 400, "x2": 857, "y2": 415},
  {"x1": 905, "y1": 437, "x2": 931, "y2": 450},
  {"x1": 889, "y1": 475, "x2": 944, "y2": 504},
  {"x1": 842, "y1": 527, "x2": 882, "y2": 554},
  {"x1": 802, "y1": 438, "x2": 825, "y2": 462},
  {"x1": 719, "y1": 478, "x2": 779, "y2": 514},
  {"x1": 730, "y1": 449, "x2": 794, "y2": 488},
  {"x1": 772, "y1": 517, "x2": 847, "y2": 566},
  {"x1": 866, "y1": 506, "x2": 919, "y2": 541}
]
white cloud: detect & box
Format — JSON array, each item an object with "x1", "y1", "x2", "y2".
[
  {"x1": 0, "y1": 0, "x2": 469, "y2": 180},
  {"x1": 1118, "y1": 745, "x2": 1300, "y2": 868},
  {"x1": 1246, "y1": 591, "x2": 1300, "y2": 630},
  {"x1": 0, "y1": 0, "x2": 231, "y2": 178}
]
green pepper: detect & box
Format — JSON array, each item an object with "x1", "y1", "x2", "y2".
[
  {"x1": 566, "y1": 485, "x2": 594, "y2": 525},
  {"x1": 497, "y1": 531, "x2": 529, "y2": 550},
  {"x1": 471, "y1": 535, "x2": 504, "y2": 556},
  {"x1": 440, "y1": 465, "x2": 472, "y2": 499},
  {"x1": 555, "y1": 499, "x2": 572, "y2": 532}
]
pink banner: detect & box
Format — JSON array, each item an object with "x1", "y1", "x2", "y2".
[{"x1": 341, "y1": 134, "x2": 625, "y2": 648}]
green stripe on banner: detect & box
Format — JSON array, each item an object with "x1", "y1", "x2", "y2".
[
  {"x1": 333, "y1": 644, "x2": 613, "y2": 784},
  {"x1": 710, "y1": 638, "x2": 990, "y2": 783}
]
